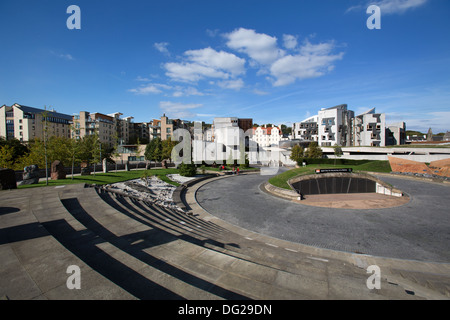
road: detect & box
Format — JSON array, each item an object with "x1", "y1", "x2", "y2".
[{"x1": 196, "y1": 171, "x2": 450, "y2": 263}]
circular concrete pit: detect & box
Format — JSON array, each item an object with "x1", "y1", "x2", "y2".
[{"x1": 288, "y1": 172, "x2": 409, "y2": 209}]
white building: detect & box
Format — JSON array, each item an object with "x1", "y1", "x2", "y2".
[
  {"x1": 292, "y1": 104, "x2": 389, "y2": 147},
  {"x1": 317, "y1": 104, "x2": 354, "y2": 147},
  {"x1": 251, "y1": 125, "x2": 282, "y2": 148},
  {"x1": 352, "y1": 108, "x2": 386, "y2": 147},
  {"x1": 292, "y1": 115, "x2": 319, "y2": 142}
]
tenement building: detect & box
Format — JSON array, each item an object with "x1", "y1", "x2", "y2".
[{"x1": 0, "y1": 103, "x2": 72, "y2": 142}]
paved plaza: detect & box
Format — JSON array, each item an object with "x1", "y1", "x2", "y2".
[
  {"x1": 1, "y1": 170, "x2": 450, "y2": 300},
  {"x1": 196, "y1": 171, "x2": 450, "y2": 263}
]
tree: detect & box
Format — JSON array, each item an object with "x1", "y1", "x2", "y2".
[
  {"x1": 41, "y1": 108, "x2": 50, "y2": 185},
  {"x1": 47, "y1": 136, "x2": 71, "y2": 165},
  {"x1": 77, "y1": 134, "x2": 98, "y2": 167},
  {"x1": 144, "y1": 138, "x2": 162, "y2": 168},
  {"x1": 0, "y1": 145, "x2": 15, "y2": 169},
  {"x1": 281, "y1": 124, "x2": 292, "y2": 136},
  {"x1": 0, "y1": 137, "x2": 29, "y2": 169},
  {"x1": 68, "y1": 138, "x2": 81, "y2": 180},
  {"x1": 305, "y1": 142, "x2": 323, "y2": 159},
  {"x1": 162, "y1": 137, "x2": 177, "y2": 162},
  {"x1": 290, "y1": 145, "x2": 304, "y2": 164},
  {"x1": 333, "y1": 144, "x2": 343, "y2": 165},
  {"x1": 15, "y1": 138, "x2": 45, "y2": 170}
]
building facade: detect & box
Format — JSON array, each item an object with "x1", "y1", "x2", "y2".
[
  {"x1": 72, "y1": 111, "x2": 116, "y2": 147},
  {"x1": 0, "y1": 103, "x2": 72, "y2": 142},
  {"x1": 386, "y1": 122, "x2": 406, "y2": 146},
  {"x1": 149, "y1": 115, "x2": 189, "y2": 141},
  {"x1": 251, "y1": 125, "x2": 283, "y2": 148},
  {"x1": 352, "y1": 108, "x2": 386, "y2": 147},
  {"x1": 318, "y1": 104, "x2": 355, "y2": 147},
  {"x1": 292, "y1": 115, "x2": 319, "y2": 142},
  {"x1": 293, "y1": 104, "x2": 390, "y2": 147}
]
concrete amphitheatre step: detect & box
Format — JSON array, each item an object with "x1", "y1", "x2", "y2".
[
  {"x1": 95, "y1": 187, "x2": 335, "y2": 277},
  {"x1": 0, "y1": 186, "x2": 135, "y2": 300},
  {"x1": 91, "y1": 186, "x2": 416, "y2": 300},
  {"x1": 1, "y1": 183, "x2": 433, "y2": 300},
  {"x1": 61, "y1": 184, "x2": 347, "y2": 299}
]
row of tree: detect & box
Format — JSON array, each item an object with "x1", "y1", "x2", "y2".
[
  {"x1": 290, "y1": 142, "x2": 345, "y2": 165},
  {"x1": 289, "y1": 142, "x2": 324, "y2": 163},
  {"x1": 0, "y1": 135, "x2": 114, "y2": 173}
]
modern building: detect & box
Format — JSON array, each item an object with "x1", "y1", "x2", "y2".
[
  {"x1": 0, "y1": 103, "x2": 72, "y2": 142},
  {"x1": 293, "y1": 104, "x2": 391, "y2": 147},
  {"x1": 386, "y1": 122, "x2": 406, "y2": 146},
  {"x1": 292, "y1": 115, "x2": 319, "y2": 142},
  {"x1": 352, "y1": 108, "x2": 386, "y2": 147},
  {"x1": 318, "y1": 104, "x2": 355, "y2": 147}
]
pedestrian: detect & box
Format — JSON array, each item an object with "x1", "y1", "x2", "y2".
[{"x1": 237, "y1": 167, "x2": 240, "y2": 175}]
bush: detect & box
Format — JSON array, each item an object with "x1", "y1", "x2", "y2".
[{"x1": 179, "y1": 162, "x2": 197, "y2": 177}]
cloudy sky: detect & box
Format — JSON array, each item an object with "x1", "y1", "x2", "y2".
[{"x1": 1, "y1": 0, "x2": 449, "y2": 132}]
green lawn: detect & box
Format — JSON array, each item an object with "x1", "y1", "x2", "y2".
[
  {"x1": 17, "y1": 168, "x2": 181, "y2": 189},
  {"x1": 268, "y1": 161, "x2": 392, "y2": 190}
]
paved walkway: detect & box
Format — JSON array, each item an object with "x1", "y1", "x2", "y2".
[
  {"x1": 1, "y1": 171, "x2": 450, "y2": 300},
  {"x1": 195, "y1": 172, "x2": 450, "y2": 263}
]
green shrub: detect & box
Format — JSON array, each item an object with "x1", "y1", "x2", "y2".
[{"x1": 179, "y1": 162, "x2": 197, "y2": 177}]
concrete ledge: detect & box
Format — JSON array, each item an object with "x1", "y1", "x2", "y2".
[
  {"x1": 173, "y1": 174, "x2": 219, "y2": 212},
  {"x1": 261, "y1": 181, "x2": 299, "y2": 201},
  {"x1": 288, "y1": 172, "x2": 405, "y2": 198}
]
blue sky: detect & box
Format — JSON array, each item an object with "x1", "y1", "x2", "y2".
[{"x1": 1, "y1": 0, "x2": 449, "y2": 133}]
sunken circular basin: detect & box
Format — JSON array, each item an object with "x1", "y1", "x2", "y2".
[{"x1": 288, "y1": 172, "x2": 410, "y2": 209}]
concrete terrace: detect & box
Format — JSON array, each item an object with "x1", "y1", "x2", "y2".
[{"x1": 1, "y1": 173, "x2": 450, "y2": 300}]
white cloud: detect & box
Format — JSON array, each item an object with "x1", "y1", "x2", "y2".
[
  {"x1": 347, "y1": 0, "x2": 428, "y2": 14},
  {"x1": 283, "y1": 34, "x2": 298, "y2": 50},
  {"x1": 375, "y1": 0, "x2": 428, "y2": 14},
  {"x1": 217, "y1": 79, "x2": 245, "y2": 91},
  {"x1": 224, "y1": 28, "x2": 343, "y2": 87},
  {"x1": 172, "y1": 86, "x2": 205, "y2": 97},
  {"x1": 50, "y1": 51, "x2": 74, "y2": 61},
  {"x1": 225, "y1": 28, "x2": 285, "y2": 66},
  {"x1": 253, "y1": 89, "x2": 270, "y2": 96},
  {"x1": 159, "y1": 101, "x2": 202, "y2": 119},
  {"x1": 154, "y1": 42, "x2": 170, "y2": 55},
  {"x1": 164, "y1": 47, "x2": 245, "y2": 83},
  {"x1": 184, "y1": 47, "x2": 246, "y2": 77},
  {"x1": 206, "y1": 29, "x2": 220, "y2": 37},
  {"x1": 270, "y1": 41, "x2": 344, "y2": 87},
  {"x1": 165, "y1": 62, "x2": 230, "y2": 82},
  {"x1": 128, "y1": 83, "x2": 172, "y2": 95}
]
